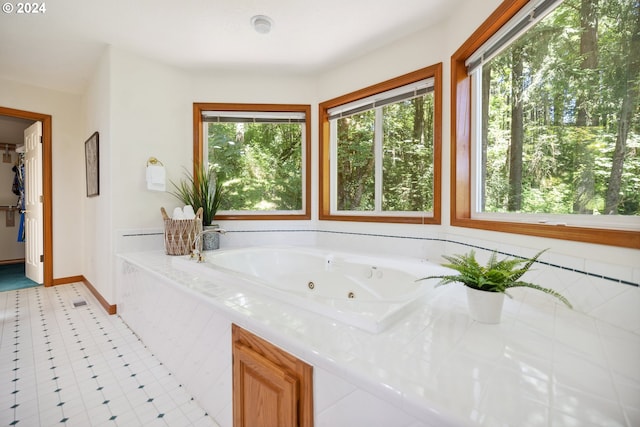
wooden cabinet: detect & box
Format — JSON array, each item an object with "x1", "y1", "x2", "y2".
[{"x1": 232, "y1": 324, "x2": 313, "y2": 427}]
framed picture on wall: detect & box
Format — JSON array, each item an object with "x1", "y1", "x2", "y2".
[{"x1": 85, "y1": 131, "x2": 99, "y2": 197}]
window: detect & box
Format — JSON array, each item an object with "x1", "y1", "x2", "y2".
[
  {"x1": 452, "y1": 0, "x2": 640, "y2": 248},
  {"x1": 194, "y1": 103, "x2": 311, "y2": 220},
  {"x1": 319, "y1": 64, "x2": 442, "y2": 223}
]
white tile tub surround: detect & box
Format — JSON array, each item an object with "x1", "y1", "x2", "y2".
[
  {"x1": 117, "y1": 249, "x2": 640, "y2": 427},
  {"x1": 116, "y1": 227, "x2": 639, "y2": 332},
  {"x1": 438, "y1": 240, "x2": 640, "y2": 335},
  {"x1": 115, "y1": 228, "x2": 165, "y2": 254}
]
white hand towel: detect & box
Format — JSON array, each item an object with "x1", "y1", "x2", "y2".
[
  {"x1": 172, "y1": 207, "x2": 185, "y2": 219},
  {"x1": 146, "y1": 165, "x2": 166, "y2": 191},
  {"x1": 183, "y1": 205, "x2": 195, "y2": 219}
]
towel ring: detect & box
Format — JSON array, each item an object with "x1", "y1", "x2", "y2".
[{"x1": 147, "y1": 157, "x2": 164, "y2": 167}]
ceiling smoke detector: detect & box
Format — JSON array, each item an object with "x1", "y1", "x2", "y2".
[{"x1": 251, "y1": 15, "x2": 273, "y2": 34}]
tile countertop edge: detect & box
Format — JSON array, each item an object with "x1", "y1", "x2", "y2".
[
  {"x1": 115, "y1": 251, "x2": 633, "y2": 427},
  {"x1": 117, "y1": 251, "x2": 473, "y2": 426}
]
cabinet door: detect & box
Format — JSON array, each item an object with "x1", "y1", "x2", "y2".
[
  {"x1": 232, "y1": 324, "x2": 313, "y2": 427},
  {"x1": 234, "y1": 343, "x2": 299, "y2": 427}
]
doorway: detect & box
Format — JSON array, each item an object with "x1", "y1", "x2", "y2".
[{"x1": 0, "y1": 106, "x2": 53, "y2": 287}]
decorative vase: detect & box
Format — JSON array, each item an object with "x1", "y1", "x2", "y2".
[
  {"x1": 466, "y1": 287, "x2": 505, "y2": 324},
  {"x1": 202, "y1": 225, "x2": 220, "y2": 251}
]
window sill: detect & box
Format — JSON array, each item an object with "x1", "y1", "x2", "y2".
[
  {"x1": 451, "y1": 217, "x2": 640, "y2": 249},
  {"x1": 320, "y1": 213, "x2": 439, "y2": 225},
  {"x1": 215, "y1": 213, "x2": 311, "y2": 221}
]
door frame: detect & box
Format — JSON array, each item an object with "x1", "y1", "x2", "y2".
[{"x1": 0, "y1": 106, "x2": 53, "y2": 287}]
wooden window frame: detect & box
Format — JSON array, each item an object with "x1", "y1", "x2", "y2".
[
  {"x1": 194, "y1": 102, "x2": 311, "y2": 221},
  {"x1": 319, "y1": 64, "x2": 442, "y2": 224},
  {"x1": 451, "y1": 0, "x2": 640, "y2": 249}
]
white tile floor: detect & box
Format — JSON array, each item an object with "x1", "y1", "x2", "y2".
[{"x1": 0, "y1": 283, "x2": 221, "y2": 427}]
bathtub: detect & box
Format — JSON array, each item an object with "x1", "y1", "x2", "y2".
[{"x1": 172, "y1": 246, "x2": 450, "y2": 333}]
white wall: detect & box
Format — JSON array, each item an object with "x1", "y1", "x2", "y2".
[
  {"x1": 0, "y1": 78, "x2": 84, "y2": 278},
  {"x1": 82, "y1": 48, "x2": 112, "y2": 300},
  {"x1": 110, "y1": 49, "x2": 192, "y2": 230}
]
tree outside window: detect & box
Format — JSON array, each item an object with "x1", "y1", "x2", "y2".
[
  {"x1": 474, "y1": 0, "x2": 639, "y2": 219},
  {"x1": 194, "y1": 103, "x2": 311, "y2": 220},
  {"x1": 452, "y1": 0, "x2": 639, "y2": 247},
  {"x1": 334, "y1": 96, "x2": 435, "y2": 213},
  {"x1": 320, "y1": 64, "x2": 442, "y2": 224}
]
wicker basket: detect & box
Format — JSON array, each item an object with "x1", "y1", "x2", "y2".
[{"x1": 161, "y1": 207, "x2": 203, "y2": 256}]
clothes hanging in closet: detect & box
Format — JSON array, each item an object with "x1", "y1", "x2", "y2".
[
  {"x1": 15, "y1": 155, "x2": 25, "y2": 242},
  {"x1": 12, "y1": 165, "x2": 20, "y2": 195}
]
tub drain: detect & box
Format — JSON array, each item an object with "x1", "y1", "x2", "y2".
[
  {"x1": 347, "y1": 291, "x2": 355, "y2": 299},
  {"x1": 308, "y1": 281, "x2": 315, "y2": 290}
]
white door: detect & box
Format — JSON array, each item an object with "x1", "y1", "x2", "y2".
[{"x1": 24, "y1": 121, "x2": 43, "y2": 284}]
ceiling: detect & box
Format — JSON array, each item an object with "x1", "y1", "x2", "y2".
[
  {"x1": 0, "y1": 116, "x2": 35, "y2": 145},
  {"x1": 0, "y1": 0, "x2": 461, "y2": 95}
]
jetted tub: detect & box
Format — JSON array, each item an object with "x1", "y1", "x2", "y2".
[{"x1": 172, "y1": 246, "x2": 450, "y2": 333}]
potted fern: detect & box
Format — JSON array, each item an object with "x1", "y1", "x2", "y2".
[
  {"x1": 420, "y1": 249, "x2": 572, "y2": 323},
  {"x1": 170, "y1": 163, "x2": 223, "y2": 250}
]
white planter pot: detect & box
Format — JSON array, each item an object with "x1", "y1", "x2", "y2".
[{"x1": 466, "y1": 287, "x2": 505, "y2": 324}]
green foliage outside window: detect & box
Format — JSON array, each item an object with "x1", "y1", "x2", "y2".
[
  {"x1": 481, "y1": 0, "x2": 640, "y2": 216},
  {"x1": 336, "y1": 93, "x2": 435, "y2": 212},
  {"x1": 337, "y1": 110, "x2": 375, "y2": 210},
  {"x1": 382, "y1": 98, "x2": 435, "y2": 212},
  {"x1": 207, "y1": 122, "x2": 303, "y2": 211}
]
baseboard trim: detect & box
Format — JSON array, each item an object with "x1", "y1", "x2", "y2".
[
  {"x1": 0, "y1": 258, "x2": 26, "y2": 265},
  {"x1": 51, "y1": 275, "x2": 117, "y2": 315},
  {"x1": 52, "y1": 275, "x2": 84, "y2": 286},
  {"x1": 81, "y1": 276, "x2": 117, "y2": 315}
]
